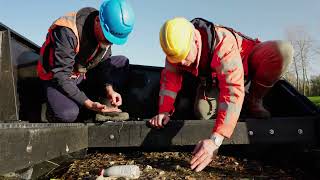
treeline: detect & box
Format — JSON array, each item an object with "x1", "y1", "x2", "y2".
[
  {"x1": 283, "y1": 26, "x2": 319, "y2": 97},
  {"x1": 284, "y1": 74, "x2": 320, "y2": 96}
]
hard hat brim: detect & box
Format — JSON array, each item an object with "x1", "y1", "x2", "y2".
[
  {"x1": 165, "y1": 40, "x2": 191, "y2": 64},
  {"x1": 100, "y1": 21, "x2": 128, "y2": 45},
  {"x1": 166, "y1": 55, "x2": 184, "y2": 64}
]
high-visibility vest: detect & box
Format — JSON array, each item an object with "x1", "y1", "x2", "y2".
[{"x1": 37, "y1": 12, "x2": 81, "y2": 80}]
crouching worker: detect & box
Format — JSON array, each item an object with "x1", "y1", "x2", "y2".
[
  {"x1": 149, "y1": 17, "x2": 293, "y2": 171},
  {"x1": 37, "y1": 0, "x2": 135, "y2": 122}
]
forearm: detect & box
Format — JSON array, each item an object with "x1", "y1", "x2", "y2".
[
  {"x1": 213, "y1": 85, "x2": 244, "y2": 138},
  {"x1": 212, "y1": 32, "x2": 246, "y2": 138},
  {"x1": 50, "y1": 27, "x2": 88, "y2": 104},
  {"x1": 54, "y1": 72, "x2": 88, "y2": 105},
  {"x1": 105, "y1": 84, "x2": 114, "y2": 95},
  {"x1": 158, "y1": 68, "x2": 182, "y2": 114}
]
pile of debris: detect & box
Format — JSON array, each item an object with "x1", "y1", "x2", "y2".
[{"x1": 46, "y1": 151, "x2": 310, "y2": 179}]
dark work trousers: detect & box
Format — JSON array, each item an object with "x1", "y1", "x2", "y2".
[{"x1": 43, "y1": 55, "x2": 129, "y2": 122}]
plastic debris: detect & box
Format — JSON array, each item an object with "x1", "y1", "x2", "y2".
[{"x1": 102, "y1": 165, "x2": 140, "y2": 179}]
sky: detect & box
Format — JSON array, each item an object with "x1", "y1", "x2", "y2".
[{"x1": 0, "y1": 0, "x2": 319, "y2": 74}]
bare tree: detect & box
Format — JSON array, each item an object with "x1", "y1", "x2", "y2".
[
  {"x1": 285, "y1": 26, "x2": 314, "y2": 95},
  {"x1": 286, "y1": 28, "x2": 301, "y2": 90},
  {"x1": 283, "y1": 72, "x2": 297, "y2": 85}
]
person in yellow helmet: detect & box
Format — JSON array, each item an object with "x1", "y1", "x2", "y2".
[{"x1": 149, "y1": 17, "x2": 293, "y2": 172}]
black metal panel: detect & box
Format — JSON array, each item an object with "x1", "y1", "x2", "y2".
[
  {"x1": 122, "y1": 66, "x2": 199, "y2": 120},
  {"x1": 0, "y1": 30, "x2": 18, "y2": 121},
  {"x1": 88, "y1": 116, "x2": 318, "y2": 148},
  {"x1": 122, "y1": 64, "x2": 162, "y2": 119},
  {"x1": 12, "y1": 41, "x2": 42, "y2": 122},
  {"x1": 0, "y1": 116, "x2": 318, "y2": 174},
  {"x1": 0, "y1": 123, "x2": 88, "y2": 174},
  {"x1": 123, "y1": 63, "x2": 319, "y2": 120},
  {"x1": 265, "y1": 80, "x2": 320, "y2": 117},
  {"x1": 0, "y1": 23, "x2": 41, "y2": 122},
  {"x1": 239, "y1": 116, "x2": 318, "y2": 144},
  {"x1": 0, "y1": 23, "x2": 40, "y2": 52}
]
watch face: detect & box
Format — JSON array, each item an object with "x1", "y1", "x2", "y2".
[
  {"x1": 211, "y1": 135, "x2": 223, "y2": 146},
  {"x1": 214, "y1": 138, "x2": 221, "y2": 146}
]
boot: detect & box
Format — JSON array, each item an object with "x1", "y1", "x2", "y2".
[
  {"x1": 246, "y1": 81, "x2": 272, "y2": 118},
  {"x1": 95, "y1": 98, "x2": 129, "y2": 122}
]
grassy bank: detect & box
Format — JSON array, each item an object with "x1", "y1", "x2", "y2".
[{"x1": 308, "y1": 96, "x2": 320, "y2": 107}]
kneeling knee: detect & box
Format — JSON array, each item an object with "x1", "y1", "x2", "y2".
[
  {"x1": 194, "y1": 99, "x2": 218, "y2": 120},
  {"x1": 57, "y1": 109, "x2": 79, "y2": 122},
  {"x1": 111, "y1": 55, "x2": 129, "y2": 68}
]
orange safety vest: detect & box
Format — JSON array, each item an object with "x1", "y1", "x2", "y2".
[{"x1": 37, "y1": 12, "x2": 81, "y2": 80}]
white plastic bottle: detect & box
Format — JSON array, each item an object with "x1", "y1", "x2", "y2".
[{"x1": 102, "y1": 165, "x2": 140, "y2": 179}]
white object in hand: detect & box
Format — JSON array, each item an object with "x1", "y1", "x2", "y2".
[{"x1": 103, "y1": 165, "x2": 140, "y2": 179}]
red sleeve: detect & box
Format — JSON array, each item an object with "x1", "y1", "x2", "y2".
[
  {"x1": 158, "y1": 60, "x2": 183, "y2": 114},
  {"x1": 211, "y1": 29, "x2": 245, "y2": 138}
]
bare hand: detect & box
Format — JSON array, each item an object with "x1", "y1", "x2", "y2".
[
  {"x1": 84, "y1": 100, "x2": 121, "y2": 113},
  {"x1": 106, "y1": 85, "x2": 122, "y2": 107},
  {"x1": 108, "y1": 91, "x2": 122, "y2": 107},
  {"x1": 148, "y1": 113, "x2": 170, "y2": 128},
  {"x1": 100, "y1": 103, "x2": 121, "y2": 113},
  {"x1": 190, "y1": 139, "x2": 219, "y2": 172}
]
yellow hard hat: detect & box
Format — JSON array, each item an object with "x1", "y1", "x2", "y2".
[{"x1": 159, "y1": 17, "x2": 194, "y2": 64}]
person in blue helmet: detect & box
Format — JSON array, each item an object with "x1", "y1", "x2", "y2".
[{"x1": 37, "y1": 0, "x2": 135, "y2": 122}]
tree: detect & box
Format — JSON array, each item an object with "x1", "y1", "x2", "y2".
[
  {"x1": 310, "y1": 75, "x2": 320, "y2": 96},
  {"x1": 285, "y1": 26, "x2": 314, "y2": 95}
]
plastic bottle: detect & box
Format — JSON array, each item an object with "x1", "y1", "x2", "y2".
[{"x1": 102, "y1": 165, "x2": 140, "y2": 179}]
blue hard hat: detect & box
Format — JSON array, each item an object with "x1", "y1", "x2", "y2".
[{"x1": 99, "y1": 0, "x2": 135, "y2": 45}]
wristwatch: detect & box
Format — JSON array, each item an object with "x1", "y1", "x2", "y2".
[{"x1": 210, "y1": 134, "x2": 224, "y2": 147}]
